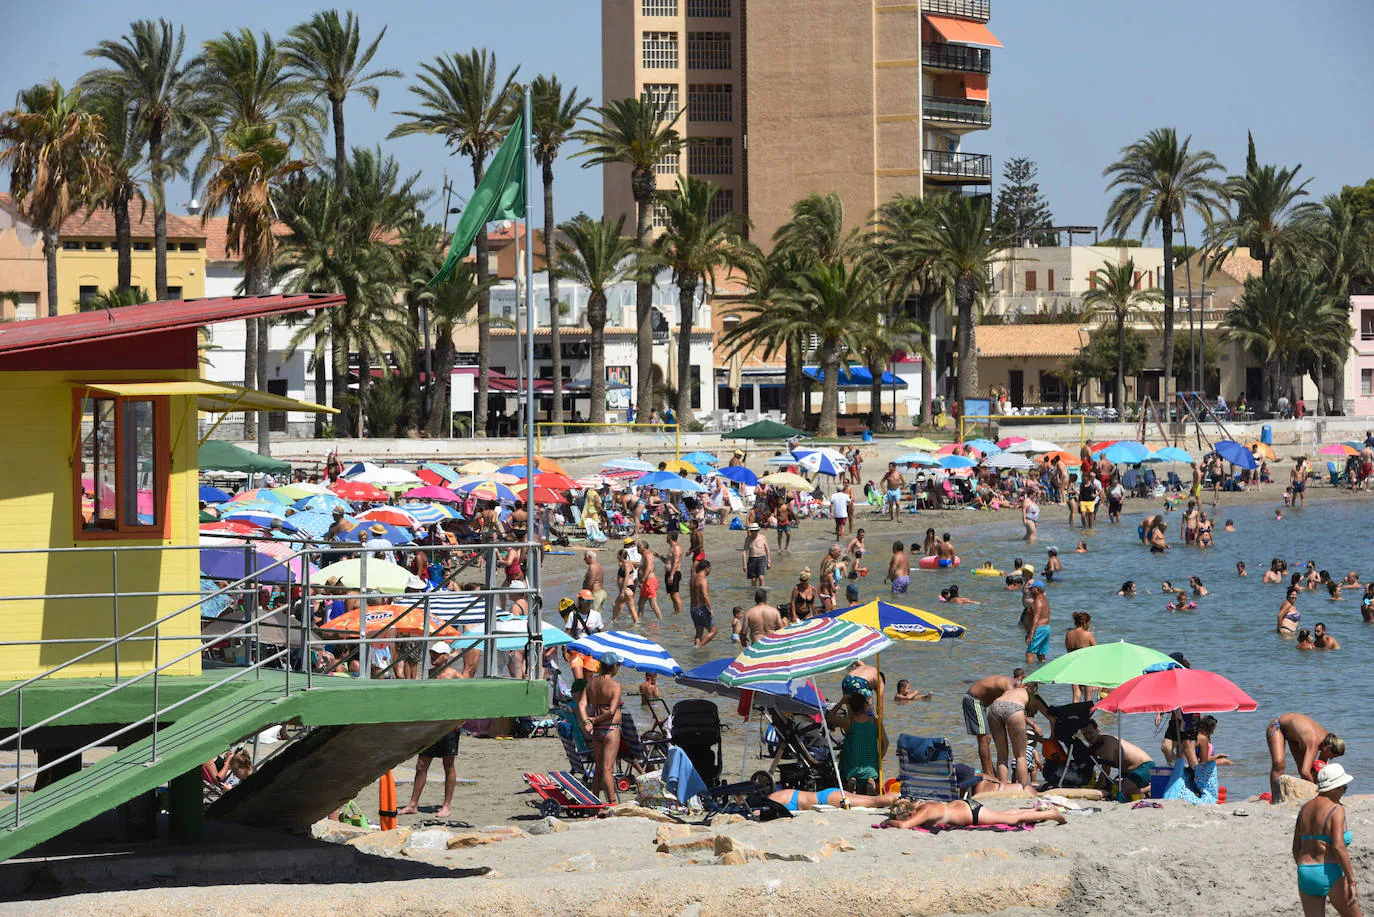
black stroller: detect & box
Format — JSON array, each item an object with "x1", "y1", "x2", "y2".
[
  {"x1": 758, "y1": 708, "x2": 837, "y2": 792},
  {"x1": 1037, "y1": 700, "x2": 1110, "y2": 789},
  {"x1": 669, "y1": 699, "x2": 724, "y2": 787}
]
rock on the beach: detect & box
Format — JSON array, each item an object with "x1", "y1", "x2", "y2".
[
  {"x1": 717, "y1": 850, "x2": 750, "y2": 866},
  {"x1": 710, "y1": 813, "x2": 746, "y2": 827},
  {"x1": 527, "y1": 816, "x2": 568, "y2": 836},
  {"x1": 655, "y1": 824, "x2": 692, "y2": 845},
  {"x1": 658, "y1": 835, "x2": 718, "y2": 856},
  {"x1": 713, "y1": 835, "x2": 763, "y2": 861},
  {"x1": 310, "y1": 820, "x2": 373, "y2": 844},
  {"x1": 612, "y1": 804, "x2": 676, "y2": 823},
  {"x1": 345, "y1": 827, "x2": 412, "y2": 858},
  {"x1": 1276, "y1": 775, "x2": 1318, "y2": 805},
  {"x1": 765, "y1": 851, "x2": 819, "y2": 863},
  {"x1": 558, "y1": 852, "x2": 601, "y2": 872},
  {"x1": 448, "y1": 833, "x2": 498, "y2": 849},
  {"x1": 816, "y1": 838, "x2": 857, "y2": 859},
  {"x1": 403, "y1": 828, "x2": 453, "y2": 852}
]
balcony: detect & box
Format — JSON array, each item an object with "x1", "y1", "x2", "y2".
[
  {"x1": 923, "y1": 150, "x2": 992, "y2": 182},
  {"x1": 923, "y1": 95, "x2": 991, "y2": 127},
  {"x1": 920, "y1": 0, "x2": 990, "y2": 22},
  {"x1": 921, "y1": 42, "x2": 991, "y2": 73}
]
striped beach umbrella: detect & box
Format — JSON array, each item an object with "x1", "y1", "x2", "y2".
[
  {"x1": 567, "y1": 631, "x2": 683, "y2": 675},
  {"x1": 221, "y1": 508, "x2": 299, "y2": 532},
  {"x1": 821, "y1": 600, "x2": 965, "y2": 642},
  {"x1": 986, "y1": 451, "x2": 1034, "y2": 470},
  {"x1": 455, "y1": 478, "x2": 518, "y2": 504},
  {"x1": 795, "y1": 451, "x2": 846, "y2": 476},
  {"x1": 718, "y1": 618, "x2": 891, "y2": 688},
  {"x1": 398, "y1": 502, "x2": 458, "y2": 525}
]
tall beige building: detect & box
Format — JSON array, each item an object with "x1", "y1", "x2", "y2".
[{"x1": 600, "y1": 0, "x2": 1001, "y2": 245}]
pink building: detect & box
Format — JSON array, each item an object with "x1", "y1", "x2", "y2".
[{"x1": 1353, "y1": 295, "x2": 1374, "y2": 416}]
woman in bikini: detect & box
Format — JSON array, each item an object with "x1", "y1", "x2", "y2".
[
  {"x1": 1278, "y1": 587, "x2": 1302, "y2": 635},
  {"x1": 768, "y1": 787, "x2": 898, "y2": 813},
  {"x1": 880, "y1": 797, "x2": 1066, "y2": 830},
  {"x1": 986, "y1": 684, "x2": 1043, "y2": 786},
  {"x1": 1293, "y1": 764, "x2": 1360, "y2": 916},
  {"x1": 577, "y1": 652, "x2": 625, "y2": 805},
  {"x1": 790, "y1": 569, "x2": 817, "y2": 621}
]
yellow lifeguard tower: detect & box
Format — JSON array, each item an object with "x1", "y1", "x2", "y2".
[{"x1": 0, "y1": 295, "x2": 546, "y2": 860}]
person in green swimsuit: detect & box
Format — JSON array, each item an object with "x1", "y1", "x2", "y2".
[
  {"x1": 837, "y1": 693, "x2": 881, "y2": 794},
  {"x1": 1294, "y1": 763, "x2": 1360, "y2": 916}
]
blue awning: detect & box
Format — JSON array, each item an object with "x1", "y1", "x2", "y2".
[{"x1": 803, "y1": 366, "x2": 907, "y2": 389}]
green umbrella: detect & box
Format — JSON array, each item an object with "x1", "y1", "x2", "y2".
[
  {"x1": 199, "y1": 439, "x2": 291, "y2": 474},
  {"x1": 1025, "y1": 641, "x2": 1174, "y2": 689},
  {"x1": 722, "y1": 419, "x2": 806, "y2": 440}
]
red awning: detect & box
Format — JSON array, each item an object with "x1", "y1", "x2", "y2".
[
  {"x1": 924, "y1": 14, "x2": 1003, "y2": 48},
  {"x1": 0, "y1": 294, "x2": 344, "y2": 355}
]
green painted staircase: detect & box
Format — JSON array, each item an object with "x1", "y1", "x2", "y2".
[{"x1": 0, "y1": 680, "x2": 291, "y2": 863}]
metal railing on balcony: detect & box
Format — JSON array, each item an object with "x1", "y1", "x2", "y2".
[
  {"x1": 923, "y1": 150, "x2": 992, "y2": 181},
  {"x1": 923, "y1": 95, "x2": 991, "y2": 126},
  {"x1": 920, "y1": 0, "x2": 990, "y2": 21},
  {"x1": 921, "y1": 42, "x2": 991, "y2": 73}
]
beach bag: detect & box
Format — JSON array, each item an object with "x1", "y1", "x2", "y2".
[{"x1": 729, "y1": 517, "x2": 744, "y2": 530}]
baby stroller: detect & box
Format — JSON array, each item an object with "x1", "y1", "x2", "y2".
[
  {"x1": 1037, "y1": 700, "x2": 1108, "y2": 789},
  {"x1": 759, "y1": 708, "x2": 836, "y2": 792},
  {"x1": 669, "y1": 699, "x2": 724, "y2": 786}
]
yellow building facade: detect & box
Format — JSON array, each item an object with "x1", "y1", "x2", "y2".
[{"x1": 56, "y1": 209, "x2": 206, "y2": 313}]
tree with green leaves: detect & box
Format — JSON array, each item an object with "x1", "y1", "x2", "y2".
[
  {"x1": 993, "y1": 157, "x2": 1054, "y2": 247},
  {"x1": 425, "y1": 263, "x2": 491, "y2": 436},
  {"x1": 391, "y1": 49, "x2": 519, "y2": 438},
  {"x1": 872, "y1": 194, "x2": 945, "y2": 427},
  {"x1": 720, "y1": 246, "x2": 809, "y2": 427},
  {"x1": 1222, "y1": 271, "x2": 1321, "y2": 413},
  {"x1": 553, "y1": 214, "x2": 638, "y2": 424},
  {"x1": 1081, "y1": 259, "x2": 1163, "y2": 410},
  {"x1": 572, "y1": 96, "x2": 696, "y2": 416},
  {"x1": 82, "y1": 89, "x2": 147, "y2": 295},
  {"x1": 1290, "y1": 288, "x2": 1351, "y2": 416},
  {"x1": 82, "y1": 20, "x2": 206, "y2": 301},
  {"x1": 1103, "y1": 128, "x2": 1225, "y2": 413},
  {"x1": 651, "y1": 176, "x2": 746, "y2": 424},
  {"x1": 924, "y1": 194, "x2": 1006, "y2": 403},
  {"x1": 1072, "y1": 328, "x2": 1149, "y2": 407},
  {"x1": 1206, "y1": 162, "x2": 1318, "y2": 278},
  {"x1": 82, "y1": 286, "x2": 149, "y2": 312},
  {"x1": 0, "y1": 81, "x2": 111, "y2": 316},
  {"x1": 785, "y1": 261, "x2": 883, "y2": 437}
]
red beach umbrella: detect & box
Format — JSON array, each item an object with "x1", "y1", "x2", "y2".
[{"x1": 1094, "y1": 667, "x2": 1257, "y2": 715}]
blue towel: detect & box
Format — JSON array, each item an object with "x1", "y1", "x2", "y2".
[
  {"x1": 897, "y1": 734, "x2": 951, "y2": 764},
  {"x1": 662, "y1": 744, "x2": 708, "y2": 804}
]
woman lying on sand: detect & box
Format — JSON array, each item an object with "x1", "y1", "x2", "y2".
[
  {"x1": 768, "y1": 788, "x2": 899, "y2": 812},
  {"x1": 879, "y1": 797, "x2": 1066, "y2": 829}
]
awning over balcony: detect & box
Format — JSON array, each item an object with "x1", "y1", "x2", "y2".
[
  {"x1": 803, "y1": 367, "x2": 908, "y2": 389},
  {"x1": 924, "y1": 15, "x2": 1003, "y2": 48}
]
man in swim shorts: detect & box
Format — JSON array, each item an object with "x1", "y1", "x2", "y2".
[
  {"x1": 936, "y1": 533, "x2": 957, "y2": 567},
  {"x1": 887, "y1": 540, "x2": 910, "y2": 594},
  {"x1": 882, "y1": 462, "x2": 905, "y2": 522},
  {"x1": 1024, "y1": 583, "x2": 1051, "y2": 664},
  {"x1": 964, "y1": 669, "x2": 1025, "y2": 776},
  {"x1": 1291, "y1": 457, "x2": 1309, "y2": 508},
  {"x1": 688, "y1": 559, "x2": 717, "y2": 647}
]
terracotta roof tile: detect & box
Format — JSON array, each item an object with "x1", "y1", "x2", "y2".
[
  {"x1": 59, "y1": 204, "x2": 204, "y2": 241},
  {"x1": 973, "y1": 323, "x2": 1083, "y2": 358}
]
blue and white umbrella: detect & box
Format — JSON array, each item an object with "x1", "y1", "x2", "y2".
[
  {"x1": 567, "y1": 630, "x2": 683, "y2": 675},
  {"x1": 222, "y1": 508, "x2": 299, "y2": 532},
  {"x1": 288, "y1": 511, "x2": 355, "y2": 539},
  {"x1": 199, "y1": 485, "x2": 232, "y2": 503},
  {"x1": 603, "y1": 457, "x2": 655, "y2": 472},
  {"x1": 294, "y1": 494, "x2": 353, "y2": 514},
  {"x1": 766, "y1": 455, "x2": 798, "y2": 466},
  {"x1": 419, "y1": 590, "x2": 489, "y2": 628},
  {"x1": 636, "y1": 471, "x2": 707, "y2": 492},
  {"x1": 893, "y1": 452, "x2": 940, "y2": 467},
  {"x1": 937, "y1": 455, "x2": 978, "y2": 470},
  {"x1": 792, "y1": 447, "x2": 848, "y2": 465},
  {"x1": 796, "y1": 451, "x2": 846, "y2": 476},
  {"x1": 399, "y1": 502, "x2": 458, "y2": 525},
  {"x1": 715, "y1": 465, "x2": 759, "y2": 486},
  {"x1": 965, "y1": 438, "x2": 1003, "y2": 455}
]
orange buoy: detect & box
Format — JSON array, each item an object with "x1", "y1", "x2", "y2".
[{"x1": 379, "y1": 770, "x2": 398, "y2": 830}]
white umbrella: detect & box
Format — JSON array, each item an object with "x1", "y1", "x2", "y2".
[
  {"x1": 986, "y1": 452, "x2": 1034, "y2": 470},
  {"x1": 793, "y1": 447, "x2": 848, "y2": 464},
  {"x1": 1006, "y1": 439, "x2": 1062, "y2": 454}
]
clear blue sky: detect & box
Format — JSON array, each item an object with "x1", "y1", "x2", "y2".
[{"x1": 3, "y1": 0, "x2": 1372, "y2": 236}]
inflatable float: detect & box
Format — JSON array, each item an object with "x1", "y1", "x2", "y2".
[
  {"x1": 918, "y1": 555, "x2": 960, "y2": 570},
  {"x1": 973, "y1": 565, "x2": 1003, "y2": 576}
]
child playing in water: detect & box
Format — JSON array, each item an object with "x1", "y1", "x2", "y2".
[
  {"x1": 1167, "y1": 589, "x2": 1197, "y2": 611},
  {"x1": 730, "y1": 606, "x2": 745, "y2": 642}
]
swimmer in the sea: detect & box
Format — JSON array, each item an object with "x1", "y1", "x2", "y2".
[{"x1": 1237, "y1": 561, "x2": 1248, "y2": 577}]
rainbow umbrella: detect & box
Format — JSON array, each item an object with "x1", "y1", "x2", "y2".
[
  {"x1": 398, "y1": 502, "x2": 459, "y2": 525},
  {"x1": 231, "y1": 488, "x2": 287, "y2": 504},
  {"x1": 455, "y1": 478, "x2": 518, "y2": 504},
  {"x1": 718, "y1": 617, "x2": 891, "y2": 688},
  {"x1": 821, "y1": 600, "x2": 965, "y2": 642},
  {"x1": 271, "y1": 483, "x2": 327, "y2": 501}
]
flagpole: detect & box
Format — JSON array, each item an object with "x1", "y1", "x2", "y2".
[{"x1": 523, "y1": 85, "x2": 541, "y2": 671}]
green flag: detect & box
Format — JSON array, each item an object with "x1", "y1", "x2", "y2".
[{"x1": 430, "y1": 112, "x2": 526, "y2": 285}]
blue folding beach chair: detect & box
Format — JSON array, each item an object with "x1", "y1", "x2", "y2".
[{"x1": 896, "y1": 734, "x2": 959, "y2": 802}]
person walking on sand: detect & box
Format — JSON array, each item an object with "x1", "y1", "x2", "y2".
[
  {"x1": 1293, "y1": 763, "x2": 1361, "y2": 916},
  {"x1": 398, "y1": 643, "x2": 465, "y2": 818},
  {"x1": 964, "y1": 669, "x2": 1025, "y2": 778},
  {"x1": 578, "y1": 652, "x2": 625, "y2": 805},
  {"x1": 881, "y1": 462, "x2": 905, "y2": 522},
  {"x1": 886, "y1": 541, "x2": 911, "y2": 595},
  {"x1": 1268, "y1": 713, "x2": 1347, "y2": 801},
  {"x1": 637, "y1": 540, "x2": 664, "y2": 621},
  {"x1": 1064, "y1": 612, "x2": 1098, "y2": 703},
  {"x1": 688, "y1": 559, "x2": 717, "y2": 647}
]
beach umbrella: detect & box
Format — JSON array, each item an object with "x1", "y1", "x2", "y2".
[
  {"x1": 680, "y1": 451, "x2": 718, "y2": 465},
  {"x1": 676, "y1": 658, "x2": 826, "y2": 715},
  {"x1": 352, "y1": 521, "x2": 415, "y2": 546},
  {"x1": 1317, "y1": 443, "x2": 1358, "y2": 457},
  {"x1": 935, "y1": 443, "x2": 975, "y2": 457},
  {"x1": 567, "y1": 631, "x2": 683, "y2": 675},
  {"x1": 937, "y1": 455, "x2": 978, "y2": 469},
  {"x1": 965, "y1": 438, "x2": 1003, "y2": 455},
  {"x1": 759, "y1": 472, "x2": 813, "y2": 491},
  {"x1": 199, "y1": 578, "x2": 234, "y2": 618},
  {"x1": 221, "y1": 508, "x2": 299, "y2": 532},
  {"x1": 330, "y1": 480, "x2": 389, "y2": 503},
  {"x1": 899, "y1": 436, "x2": 940, "y2": 451},
  {"x1": 287, "y1": 510, "x2": 354, "y2": 539},
  {"x1": 398, "y1": 502, "x2": 458, "y2": 525},
  {"x1": 715, "y1": 465, "x2": 759, "y2": 486},
  {"x1": 1007, "y1": 439, "x2": 1062, "y2": 454},
  {"x1": 316, "y1": 603, "x2": 466, "y2": 638},
  {"x1": 986, "y1": 452, "x2": 1034, "y2": 470},
  {"x1": 722, "y1": 418, "x2": 805, "y2": 440},
  {"x1": 534, "y1": 472, "x2": 578, "y2": 492},
  {"x1": 793, "y1": 447, "x2": 848, "y2": 464},
  {"x1": 215, "y1": 499, "x2": 286, "y2": 514},
  {"x1": 1094, "y1": 667, "x2": 1257, "y2": 715},
  {"x1": 455, "y1": 479, "x2": 518, "y2": 504},
  {"x1": 231, "y1": 488, "x2": 287, "y2": 504},
  {"x1": 1025, "y1": 640, "x2": 1174, "y2": 689},
  {"x1": 821, "y1": 600, "x2": 965, "y2": 641},
  {"x1": 1039, "y1": 450, "x2": 1081, "y2": 466},
  {"x1": 495, "y1": 464, "x2": 535, "y2": 479},
  {"x1": 456, "y1": 471, "x2": 521, "y2": 486},
  {"x1": 487, "y1": 617, "x2": 573, "y2": 652},
  {"x1": 417, "y1": 461, "x2": 463, "y2": 486},
  {"x1": 200, "y1": 520, "x2": 262, "y2": 537},
  {"x1": 502, "y1": 455, "x2": 569, "y2": 475},
  {"x1": 270, "y1": 483, "x2": 326, "y2": 501},
  {"x1": 511, "y1": 482, "x2": 570, "y2": 505},
  {"x1": 1143, "y1": 447, "x2": 1193, "y2": 464},
  {"x1": 996, "y1": 436, "x2": 1027, "y2": 449},
  {"x1": 796, "y1": 451, "x2": 846, "y2": 476},
  {"x1": 603, "y1": 457, "x2": 655, "y2": 472},
  {"x1": 356, "y1": 506, "x2": 421, "y2": 528},
  {"x1": 766, "y1": 454, "x2": 799, "y2": 466},
  {"x1": 635, "y1": 471, "x2": 707, "y2": 492},
  {"x1": 293, "y1": 493, "x2": 353, "y2": 514},
  {"x1": 1087, "y1": 440, "x2": 1119, "y2": 453},
  {"x1": 1246, "y1": 441, "x2": 1278, "y2": 461},
  {"x1": 1213, "y1": 440, "x2": 1258, "y2": 469},
  {"x1": 661, "y1": 458, "x2": 705, "y2": 475},
  {"x1": 315, "y1": 558, "x2": 427, "y2": 593},
  {"x1": 893, "y1": 452, "x2": 939, "y2": 467},
  {"x1": 1098, "y1": 442, "x2": 1152, "y2": 464},
  {"x1": 200, "y1": 546, "x2": 316, "y2": 584},
  {"x1": 575, "y1": 474, "x2": 615, "y2": 489},
  {"x1": 402, "y1": 485, "x2": 462, "y2": 503},
  {"x1": 199, "y1": 485, "x2": 232, "y2": 503},
  {"x1": 456, "y1": 459, "x2": 500, "y2": 475},
  {"x1": 718, "y1": 618, "x2": 891, "y2": 688}
]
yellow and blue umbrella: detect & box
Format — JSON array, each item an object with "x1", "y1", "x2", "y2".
[
  {"x1": 821, "y1": 600, "x2": 965, "y2": 641},
  {"x1": 456, "y1": 478, "x2": 518, "y2": 504}
]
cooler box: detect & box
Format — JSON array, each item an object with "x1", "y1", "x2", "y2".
[
  {"x1": 1149, "y1": 765, "x2": 1173, "y2": 798},
  {"x1": 1261, "y1": 425, "x2": 1273, "y2": 445}
]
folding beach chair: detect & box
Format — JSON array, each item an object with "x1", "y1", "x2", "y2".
[
  {"x1": 524, "y1": 771, "x2": 612, "y2": 818},
  {"x1": 896, "y1": 734, "x2": 959, "y2": 802}
]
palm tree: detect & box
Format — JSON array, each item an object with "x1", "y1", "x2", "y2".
[
  {"x1": 857, "y1": 275, "x2": 925, "y2": 434},
  {"x1": 1206, "y1": 162, "x2": 1319, "y2": 279},
  {"x1": 872, "y1": 194, "x2": 944, "y2": 427},
  {"x1": 0, "y1": 81, "x2": 111, "y2": 316},
  {"x1": 1102, "y1": 128, "x2": 1225, "y2": 414},
  {"x1": 783, "y1": 261, "x2": 883, "y2": 437},
  {"x1": 924, "y1": 194, "x2": 1005, "y2": 403},
  {"x1": 719, "y1": 246, "x2": 809, "y2": 427},
  {"x1": 283, "y1": 10, "x2": 399, "y2": 198},
  {"x1": 1295, "y1": 195, "x2": 1374, "y2": 411},
  {"x1": 652, "y1": 176, "x2": 746, "y2": 424},
  {"x1": 529, "y1": 75, "x2": 589, "y2": 431},
  {"x1": 572, "y1": 96, "x2": 695, "y2": 416},
  {"x1": 425, "y1": 264, "x2": 492, "y2": 435},
  {"x1": 82, "y1": 19, "x2": 206, "y2": 301},
  {"x1": 391, "y1": 48, "x2": 519, "y2": 438},
  {"x1": 1222, "y1": 271, "x2": 1310, "y2": 414},
  {"x1": 83, "y1": 90, "x2": 146, "y2": 295},
  {"x1": 1081, "y1": 259, "x2": 1164, "y2": 411},
  {"x1": 83, "y1": 286, "x2": 149, "y2": 311},
  {"x1": 1290, "y1": 288, "x2": 1352, "y2": 416},
  {"x1": 553, "y1": 214, "x2": 637, "y2": 424}
]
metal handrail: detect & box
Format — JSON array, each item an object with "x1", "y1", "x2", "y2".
[
  {"x1": 921, "y1": 0, "x2": 990, "y2": 20},
  {"x1": 921, "y1": 43, "x2": 992, "y2": 73},
  {"x1": 923, "y1": 95, "x2": 992, "y2": 125}
]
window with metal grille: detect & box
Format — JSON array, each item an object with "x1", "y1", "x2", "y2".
[
  {"x1": 687, "y1": 31, "x2": 731, "y2": 69},
  {"x1": 687, "y1": 0, "x2": 731, "y2": 16},
  {"x1": 642, "y1": 0, "x2": 677, "y2": 14},
  {"x1": 688, "y1": 84, "x2": 732, "y2": 121},
  {"x1": 652, "y1": 202, "x2": 671, "y2": 229},
  {"x1": 642, "y1": 32, "x2": 679, "y2": 69},
  {"x1": 641, "y1": 83, "x2": 680, "y2": 120},
  {"x1": 689, "y1": 137, "x2": 732, "y2": 175},
  {"x1": 707, "y1": 188, "x2": 735, "y2": 222},
  {"x1": 655, "y1": 151, "x2": 680, "y2": 176}
]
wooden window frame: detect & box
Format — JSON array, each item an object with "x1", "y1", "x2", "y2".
[{"x1": 72, "y1": 388, "x2": 171, "y2": 541}]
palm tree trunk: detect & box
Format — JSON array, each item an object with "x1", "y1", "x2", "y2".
[
  {"x1": 243, "y1": 318, "x2": 258, "y2": 439},
  {"x1": 1116, "y1": 317, "x2": 1128, "y2": 412},
  {"x1": 955, "y1": 277, "x2": 978, "y2": 403},
  {"x1": 544, "y1": 161, "x2": 564, "y2": 434},
  {"x1": 256, "y1": 317, "x2": 270, "y2": 454},
  {"x1": 314, "y1": 343, "x2": 329, "y2": 436},
  {"x1": 676, "y1": 278, "x2": 696, "y2": 424},
  {"x1": 149, "y1": 126, "x2": 168, "y2": 301},
  {"x1": 427, "y1": 333, "x2": 457, "y2": 435},
  {"x1": 633, "y1": 186, "x2": 655, "y2": 418},
  {"x1": 358, "y1": 341, "x2": 371, "y2": 438},
  {"x1": 1333, "y1": 353, "x2": 1348, "y2": 415},
  {"x1": 42, "y1": 229, "x2": 58, "y2": 317},
  {"x1": 331, "y1": 98, "x2": 347, "y2": 197},
  {"x1": 1160, "y1": 215, "x2": 1176, "y2": 420},
  {"x1": 113, "y1": 195, "x2": 132, "y2": 295},
  {"x1": 1315, "y1": 361, "x2": 1326, "y2": 416},
  {"x1": 404, "y1": 301, "x2": 423, "y2": 433},
  {"x1": 785, "y1": 337, "x2": 805, "y2": 428},
  {"x1": 473, "y1": 157, "x2": 491, "y2": 438},
  {"x1": 331, "y1": 331, "x2": 349, "y2": 432},
  {"x1": 918, "y1": 291, "x2": 935, "y2": 427},
  {"x1": 588, "y1": 293, "x2": 608, "y2": 425},
  {"x1": 818, "y1": 338, "x2": 841, "y2": 438},
  {"x1": 868, "y1": 355, "x2": 883, "y2": 434}
]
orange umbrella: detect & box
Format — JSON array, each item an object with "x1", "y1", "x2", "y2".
[
  {"x1": 1246, "y1": 441, "x2": 1278, "y2": 461},
  {"x1": 503, "y1": 455, "x2": 568, "y2": 475},
  {"x1": 316, "y1": 604, "x2": 463, "y2": 637},
  {"x1": 1041, "y1": 450, "x2": 1082, "y2": 466}
]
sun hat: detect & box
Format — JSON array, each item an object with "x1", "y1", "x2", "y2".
[
  {"x1": 1021, "y1": 564, "x2": 1036, "y2": 576},
  {"x1": 624, "y1": 537, "x2": 637, "y2": 545},
  {"x1": 429, "y1": 641, "x2": 452, "y2": 655},
  {"x1": 1317, "y1": 763, "x2": 1354, "y2": 794},
  {"x1": 600, "y1": 651, "x2": 622, "y2": 668},
  {"x1": 748, "y1": 522, "x2": 760, "y2": 530}
]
